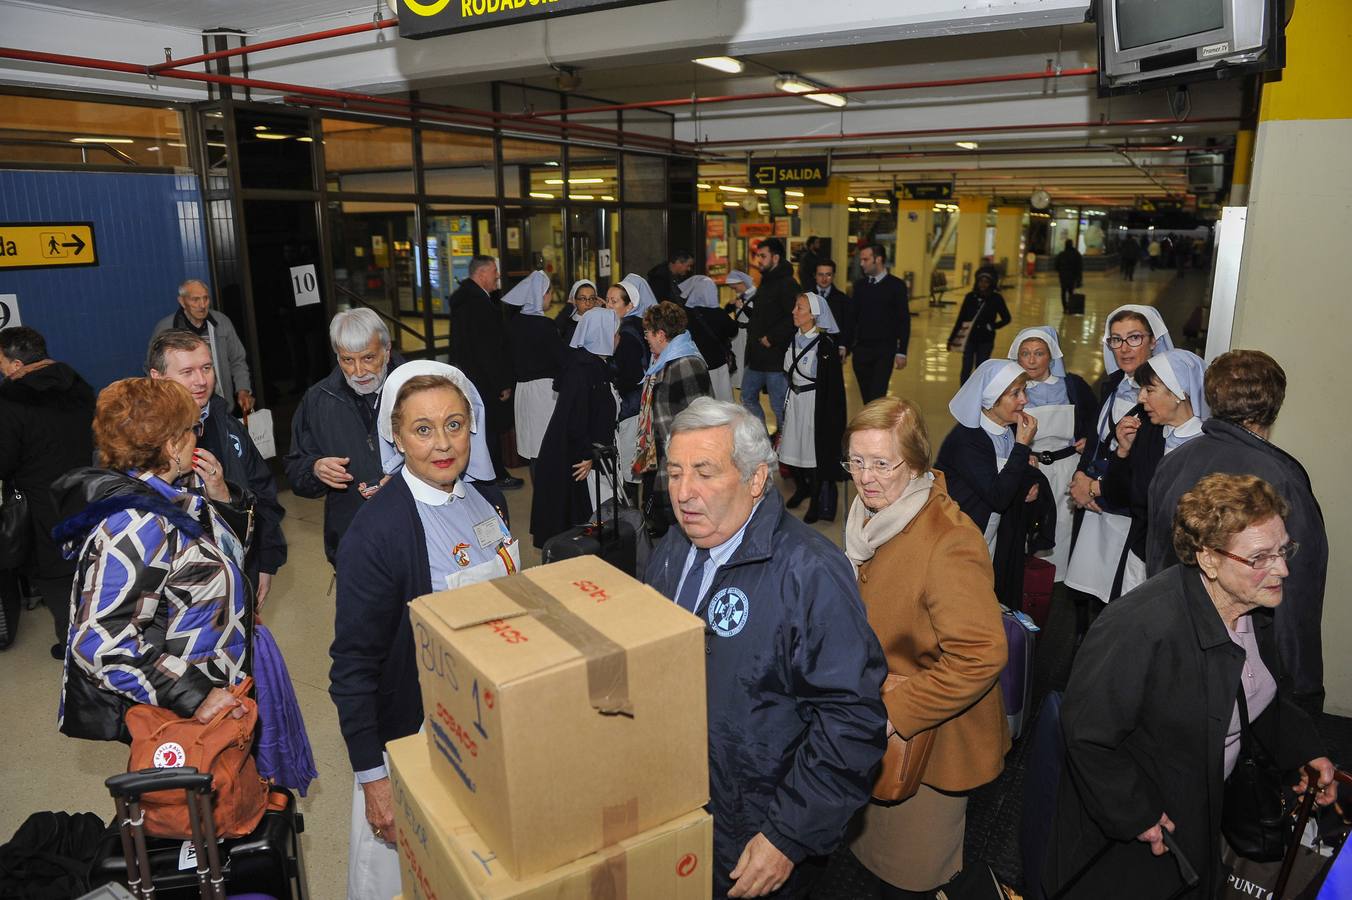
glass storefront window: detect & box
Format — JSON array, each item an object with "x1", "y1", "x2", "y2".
[
  {"x1": 502, "y1": 138, "x2": 562, "y2": 200},
  {"x1": 567, "y1": 207, "x2": 621, "y2": 290},
  {"x1": 502, "y1": 207, "x2": 564, "y2": 297},
  {"x1": 623, "y1": 153, "x2": 665, "y2": 203},
  {"x1": 560, "y1": 148, "x2": 617, "y2": 204},
  {"x1": 327, "y1": 201, "x2": 419, "y2": 353},
  {"x1": 323, "y1": 118, "x2": 414, "y2": 195},
  {"x1": 427, "y1": 204, "x2": 497, "y2": 310},
  {"x1": 422, "y1": 129, "x2": 496, "y2": 197},
  {"x1": 0, "y1": 93, "x2": 188, "y2": 168},
  {"x1": 236, "y1": 108, "x2": 314, "y2": 190}
]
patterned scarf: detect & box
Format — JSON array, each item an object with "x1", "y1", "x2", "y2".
[{"x1": 633, "y1": 374, "x2": 659, "y2": 476}]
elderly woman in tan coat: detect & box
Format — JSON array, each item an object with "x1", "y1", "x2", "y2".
[{"x1": 842, "y1": 396, "x2": 1010, "y2": 898}]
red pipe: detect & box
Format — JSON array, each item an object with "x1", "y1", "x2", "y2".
[
  {"x1": 697, "y1": 117, "x2": 1241, "y2": 147},
  {"x1": 149, "y1": 18, "x2": 399, "y2": 73},
  {"x1": 527, "y1": 66, "x2": 1100, "y2": 118},
  {"x1": 0, "y1": 46, "x2": 694, "y2": 152}
]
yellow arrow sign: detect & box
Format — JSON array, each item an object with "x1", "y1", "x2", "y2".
[{"x1": 0, "y1": 223, "x2": 98, "y2": 270}]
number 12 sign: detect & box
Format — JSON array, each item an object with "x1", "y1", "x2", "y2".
[{"x1": 290, "y1": 264, "x2": 321, "y2": 307}]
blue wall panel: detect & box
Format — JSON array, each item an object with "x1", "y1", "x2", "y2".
[{"x1": 0, "y1": 170, "x2": 210, "y2": 390}]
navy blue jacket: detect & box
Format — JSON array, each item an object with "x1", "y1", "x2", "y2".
[
  {"x1": 198, "y1": 394, "x2": 286, "y2": 576},
  {"x1": 611, "y1": 316, "x2": 647, "y2": 420},
  {"x1": 329, "y1": 472, "x2": 508, "y2": 773},
  {"x1": 644, "y1": 489, "x2": 886, "y2": 897},
  {"x1": 935, "y1": 423, "x2": 1035, "y2": 532},
  {"x1": 850, "y1": 273, "x2": 910, "y2": 357}
]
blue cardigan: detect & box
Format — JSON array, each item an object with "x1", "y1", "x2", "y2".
[
  {"x1": 935, "y1": 423, "x2": 1034, "y2": 532},
  {"x1": 328, "y1": 472, "x2": 507, "y2": 773}
]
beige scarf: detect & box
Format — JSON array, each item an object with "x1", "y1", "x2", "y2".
[{"x1": 845, "y1": 471, "x2": 934, "y2": 569}]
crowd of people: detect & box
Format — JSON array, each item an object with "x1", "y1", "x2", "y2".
[{"x1": 0, "y1": 244, "x2": 1337, "y2": 900}]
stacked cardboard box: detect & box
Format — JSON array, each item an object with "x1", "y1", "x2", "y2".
[{"x1": 393, "y1": 556, "x2": 712, "y2": 898}]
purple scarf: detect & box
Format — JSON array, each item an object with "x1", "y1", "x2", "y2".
[{"x1": 252, "y1": 624, "x2": 317, "y2": 797}]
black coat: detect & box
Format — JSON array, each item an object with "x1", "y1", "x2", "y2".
[
  {"x1": 1100, "y1": 413, "x2": 1165, "y2": 597},
  {"x1": 509, "y1": 313, "x2": 566, "y2": 384},
  {"x1": 1059, "y1": 373, "x2": 1102, "y2": 445},
  {"x1": 946, "y1": 291, "x2": 1011, "y2": 348},
  {"x1": 818, "y1": 286, "x2": 856, "y2": 352},
  {"x1": 850, "y1": 274, "x2": 909, "y2": 357},
  {"x1": 554, "y1": 303, "x2": 578, "y2": 345},
  {"x1": 449, "y1": 281, "x2": 513, "y2": 398},
  {"x1": 529, "y1": 349, "x2": 617, "y2": 548},
  {"x1": 0, "y1": 360, "x2": 95, "y2": 578},
  {"x1": 1055, "y1": 247, "x2": 1084, "y2": 286},
  {"x1": 197, "y1": 394, "x2": 286, "y2": 577},
  {"x1": 646, "y1": 262, "x2": 679, "y2": 305},
  {"x1": 1147, "y1": 420, "x2": 1328, "y2": 706},
  {"x1": 685, "y1": 305, "x2": 738, "y2": 371},
  {"x1": 611, "y1": 316, "x2": 647, "y2": 420},
  {"x1": 283, "y1": 365, "x2": 390, "y2": 564},
  {"x1": 1045, "y1": 566, "x2": 1324, "y2": 900},
  {"x1": 744, "y1": 261, "x2": 800, "y2": 372}
]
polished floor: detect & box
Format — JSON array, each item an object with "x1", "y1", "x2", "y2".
[{"x1": 0, "y1": 266, "x2": 1202, "y2": 899}]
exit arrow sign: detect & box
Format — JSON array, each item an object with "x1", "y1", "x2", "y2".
[{"x1": 0, "y1": 222, "x2": 98, "y2": 270}]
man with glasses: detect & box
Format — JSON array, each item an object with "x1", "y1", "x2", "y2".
[
  {"x1": 812, "y1": 259, "x2": 854, "y2": 360},
  {"x1": 1146, "y1": 350, "x2": 1328, "y2": 713},
  {"x1": 149, "y1": 330, "x2": 287, "y2": 609}
]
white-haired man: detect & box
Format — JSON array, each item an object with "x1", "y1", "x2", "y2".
[
  {"x1": 644, "y1": 397, "x2": 887, "y2": 899},
  {"x1": 284, "y1": 308, "x2": 402, "y2": 565},
  {"x1": 153, "y1": 279, "x2": 254, "y2": 415}
]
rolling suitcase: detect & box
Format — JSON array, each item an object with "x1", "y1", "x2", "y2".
[
  {"x1": 1020, "y1": 691, "x2": 1065, "y2": 899},
  {"x1": 1022, "y1": 557, "x2": 1056, "y2": 628},
  {"x1": 1067, "y1": 292, "x2": 1086, "y2": 314},
  {"x1": 541, "y1": 444, "x2": 650, "y2": 577},
  {"x1": 90, "y1": 768, "x2": 308, "y2": 899},
  {"x1": 1000, "y1": 605, "x2": 1038, "y2": 741}
]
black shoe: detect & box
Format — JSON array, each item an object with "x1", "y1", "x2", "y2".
[
  {"x1": 786, "y1": 488, "x2": 810, "y2": 510},
  {"x1": 804, "y1": 502, "x2": 821, "y2": 524},
  {"x1": 496, "y1": 475, "x2": 525, "y2": 490},
  {"x1": 50, "y1": 642, "x2": 64, "y2": 661}
]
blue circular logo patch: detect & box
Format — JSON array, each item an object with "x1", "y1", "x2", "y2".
[{"x1": 706, "y1": 587, "x2": 750, "y2": 638}]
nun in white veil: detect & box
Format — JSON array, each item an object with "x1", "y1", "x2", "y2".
[
  {"x1": 779, "y1": 291, "x2": 848, "y2": 523},
  {"x1": 723, "y1": 270, "x2": 756, "y2": 391},
  {"x1": 501, "y1": 270, "x2": 564, "y2": 462},
  {"x1": 678, "y1": 274, "x2": 739, "y2": 402}
]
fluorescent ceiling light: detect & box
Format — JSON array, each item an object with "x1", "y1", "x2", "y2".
[
  {"x1": 723, "y1": 200, "x2": 741, "y2": 207},
  {"x1": 847, "y1": 196, "x2": 856, "y2": 202},
  {"x1": 296, "y1": 136, "x2": 313, "y2": 143},
  {"x1": 785, "y1": 204, "x2": 799, "y2": 210},
  {"x1": 693, "y1": 56, "x2": 744, "y2": 74},
  {"x1": 805, "y1": 91, "x2": 847, "y2": 108},
  {"x1": 775, "y1": 75, "x2": 816, "y2": 94},
  {"x1": 255, "y1": 132, "x2": 290, "y2": 140},
  {"x1": 876, "y1": 198, "x2": 891, "y2": 205},
  {"x1": 253, "y1": 125, "x2": 269, "y2": 131},
  {"x1": 955, "y1": 141, "x2": 979, "y2": 150},
  {"x1": 856, "y1": 197, "x2": 874, "y2": 204},
  {"x1": 544, "y1": 177, "x2": 606, "y2": 185},
  {"x1": 545, "y1": 160, "x2": 560, "y2": 166},
  {"x1": 697, "y1": 183, "x2": 712, "y2": 190},
  {"x1": 753, "y1": 188, "x2": 767, "y2": 195},
  {"x1": 569, "y1": 194, "x2": 594, "y2": 200},
  {"x1": 167, "y1": 142, "x2": 187, "y2": 148},
  {"x1": 529, "y1": 192, "x2": 554, "y2": 199},
  {"x1": 718, "y1": 185, "x2": 749, "y2": 193},
  {"x1": 206, "y1": 142, "x2": 226, "y2": 148},
  {"x1": 774, "y1": 74, "x2": 846, "y2": 108},
  {"x1": 601, "y1": 195, "x2": 615, "y2": 201},
  {"x1": 71, "y1": 137, "x2": 134, "y2": 144},
  {"x1": 785, "y1": 190, "x2": 804, "y2": 198}
]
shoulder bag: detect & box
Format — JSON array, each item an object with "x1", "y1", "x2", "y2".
[
  {"x1": 871, "y1": 673, "x2": 938, "y2": 803},
  {"x1": 1222, "y1": 686, "x2": 1289, "y2": 862},
  {"x1": 947, "y1": 300, "x2": 986, "y2": 354}
]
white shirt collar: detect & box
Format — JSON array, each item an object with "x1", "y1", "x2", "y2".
[
  {"x1": 979, "y1": 413, "x2": 1007, "y2": 438},
  {"x1": 1165, "y1": 417, "x2": 1204, "y2": 441},
  {"x1": 871, "y1": 269, "x2": 889, "y2": 284},
  {"x1": 401, "y1": 465, "x2": 467, "y2": 506},
  {"x1": 1032, "y1": 374, "x2": 1061, "y2": 385}
]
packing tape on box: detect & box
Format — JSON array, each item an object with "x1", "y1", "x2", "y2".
[
  {"x1": 602, "y1": 796, "x2": 639, "y2": 846},
  {"x1": 492, "y1": 576, "x2": 634, "y2": 715},
  {"x1": 588, "y1": 845, "x2": 629, "y2": 899}
]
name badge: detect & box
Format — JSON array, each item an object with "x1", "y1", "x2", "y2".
[{"x1": 473, "y1": 517, "x2": 501, "y2": 550}]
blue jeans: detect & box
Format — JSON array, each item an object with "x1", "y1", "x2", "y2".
[{"x1": 740, "y1": 368, "x2": 788, "y2": 431}]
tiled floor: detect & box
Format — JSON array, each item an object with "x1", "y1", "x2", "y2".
[{"x1": 0, "y1": 265, "x2": 1204, "y2": 899}]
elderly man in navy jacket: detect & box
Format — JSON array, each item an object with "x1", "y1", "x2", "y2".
[{"x1": 645, "y1": 397, "x2": 886, "y2": 899}]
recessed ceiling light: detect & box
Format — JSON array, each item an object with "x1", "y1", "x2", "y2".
[
  {"x1": 785, "y1": 204, "x2": 799, "y2": 210},
  {"x1": 723, "y1": 200, "x2": 741, "y2": 207},
  {"x1": 70, "y1": 137, "x2": 135, "y2": 144},
  {"x1": 569, "y1": 194, "x2": 594, "y2": 200},
  {"x1": 529, "y1": 192, "x2": 554, "y2": 199},
  {"x1": 753, "y1": 188, "x2": 767, "y2": 195},
  {"x1": 876, "y1": 198, "x2": 891, "y2": 205},
  {"x1": 785, "y1": 190, "x2": 804, "y2": 198},
  {"x1": 296, "y1": 136, "x2": 313, "y2": 143},
  {"x1": 254, "y1": 132, "x2": 290, "y2": 140},
  {"x1": 697, "y1": 183, "x2": 712, "y2": 190},
  {"x1": 956, "y1": 141, "x2": 979, "y2": 150},
  {"x1": 693, "y1": 56, "x2": 744, "y2": 74},
  {"x1": 718, "y1": 185, "x2": 749, "y2": 193},
  {"x1": 601, "y1": 195, "x2": 615, "y2": 201},
  {"x1": 545, "y1": 160, "x2": 560, "y2": 166}
]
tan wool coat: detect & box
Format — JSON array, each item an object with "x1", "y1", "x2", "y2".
[{"x1": 855, "y1": 474, "x2": 1011, "y2": 792}]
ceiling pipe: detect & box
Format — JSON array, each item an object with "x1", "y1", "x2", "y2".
[
  {"x1": 149, "y1": 18, "x2": 400, "y2": 73},
  {"x1": 818, "y1": 143, "x2": 1212, "y2": 161},
  {"x1": 0, "y1": 46, "x2": 695, "y2": 154},
  {"x1": 524, "y1": 66, "x2": 1100, "y2": 118},
  {"x1": 695, "y1": 116, "x2": 1242, "y2": 148}
]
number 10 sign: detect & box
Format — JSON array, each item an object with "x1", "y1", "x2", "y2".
[{"x1": 290, "y1": 264, "x2": 321, "y2": 307}]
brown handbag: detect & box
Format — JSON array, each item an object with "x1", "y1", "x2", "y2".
[
  {"x1": 871, "y1": 673, "x2": 938, "y2": 803},
  {"x1": 125, "y1": 677, "x2": 268, "y2": 839}
]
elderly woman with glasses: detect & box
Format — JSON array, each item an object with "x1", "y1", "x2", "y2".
[
  {"x1": 843, "y1": 397, "x2": 1009, "y2": 898},
  {"x1": 1045, "y1": 473, "x2": 1334, "y2": 900}
]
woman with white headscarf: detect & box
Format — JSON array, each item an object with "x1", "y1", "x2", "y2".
[
  {"x1": 621, "y1": 272, "x2": 659, "y2": 315},
  {"x1": 530, "y1": 307, "x2": 620, "y2": 548},
  {"x1": 1093, "y1": 348, "x2": 1210, "y2": 599},
  {"x1": 678, "y1": 274, "x2": 739, "y2": 402},
  {"x1": 604, "y1": 279, "x2": 653, "y2": 496},
  {"x1": 1064, "y1": 304, "x2": 1174, "y2": 617},
  {"x1": 502, "y1": 270, "x2": 565, "y2": 464},
  {"x1": 555, "y1": 278, "x2": 599, "y2": 345},
  {"x1": 779, "y1": 292, "x2": 848, "y2": 523},
  {"x1": 1006, "y1": 326, "x2": 1099, "y2": 580},
  {"x1": 330, "y1": 360, "x2": 514, "y2": 900},
  {"x1": 723, "y1": 270, "x2": 756, "y2": 391},
  {"x1": 936, "y1": 358, "x2": 1053, "y2": 607}
]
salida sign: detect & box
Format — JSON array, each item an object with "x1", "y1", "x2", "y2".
[
  {"x1": 397, "y1": 0, "x2": 660, "y2": 38},
  {"x1": 748, "y1": 158, "x2": 830, "y2": 189}
]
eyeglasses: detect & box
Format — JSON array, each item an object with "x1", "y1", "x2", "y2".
[
  {"x1": 1104, "y1": 332, "x2": 1149, "y2": 349},
  {"x1": 1209, "y1": 541, "x2": 1299, "y2": 570},
  {"x1": 841, "y1": 457, "x2": 907, "y2": 477}
]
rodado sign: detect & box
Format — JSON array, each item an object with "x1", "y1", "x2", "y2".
[{"x1": 397, "y1": 0, "x2": 660, "y2": 38}]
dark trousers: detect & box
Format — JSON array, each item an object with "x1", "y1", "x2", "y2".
[
  {"x1": 852, "y1": 346, "x2": 894, "y2": 404},
  {"x1": 0, "y1": 570, "x2": 72, "y2": 644},
  {"x1": 960, "y1": 340, "x2": 994, "y2": 384},
  {"x1": 483, "y1": 394, "x2": 513, "y2": 480},
  {"x1": 1121, "y1": 259, "x2": 1137, "y2": 281},
  {"x1": 1059, "y1": 278, "x2": 1077, "y2": 309}
]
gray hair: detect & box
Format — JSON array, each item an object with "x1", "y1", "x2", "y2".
[
  {"x1": 329, "y1": 307, "x2": 391, "y2": 353},
  {"x1": 177, "y1": 279, "x2": 209, "y2": 299},
  {"x1": 668, "y1": 397, "x2": 777, "y2": 483}
]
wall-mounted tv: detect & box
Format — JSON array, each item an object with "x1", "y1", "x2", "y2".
[{"x1": 1097, "y1": 0, "x2": 1285, "y2": 94}]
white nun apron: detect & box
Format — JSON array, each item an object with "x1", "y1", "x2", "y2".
[
  {"x1": 708, "y1": 363, "x2": 733, "y2": 403},
  {"x1": 1064, "y1": 392, "x2": 1138, "y2": 603},
  {"x1": 778, "y1": 335, "x2": 820, "y2": 468},
  {"x1": 513, "y1": 377, "x2": 557, "y2": 460},
  {"x1": 731, "y1": 304, "x2": 751, "y2": 391},
  {"x1": 1025, "y1": 402, "x2": 1078, "y2": 580}
]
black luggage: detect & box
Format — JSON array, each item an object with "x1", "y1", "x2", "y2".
[
  {"x1": 1067, "y1": 292, "x2": 1086, "y2": 314},
  {"x1": 1020, "y1": 691, "x2": 1064, "y2": 899},
  {"x1": 89, "y1": 768, "x2": 308, "y2": 899},
  {"x1": 542, "y1": 444, "x2": 650, "y2": 577}
]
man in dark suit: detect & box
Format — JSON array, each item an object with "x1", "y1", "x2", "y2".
[
  {"x1": 449, "y1": 256, "x2": 522, "y2": 488},
  {"x1": 850, "y1": 243, "x2": 910, "y2": 403},
  {"x1": 810, "y1": 258, "x2": 854, "y2": 360},
  {"x1": 796, "y1": 235, "x2": 823, "y2": 290},
  {"x1": 647, "y1": 250, "x2": 694, "y2": 305}
]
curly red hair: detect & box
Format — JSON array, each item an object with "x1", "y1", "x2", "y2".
[{"x1": 94, "y1": 377, "x2": 198, "y2": 472}]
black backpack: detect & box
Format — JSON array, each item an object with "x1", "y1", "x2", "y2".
[{"x1": 0, "y1": 810, "x2": 107, "y2": 899}]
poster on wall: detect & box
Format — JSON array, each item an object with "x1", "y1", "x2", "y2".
[
  {"x1": 0, "y1": 294, "x2": 19, "y2": 328},
  {"x1": 507, "y1": 227, "x2": 522, "y2": 250},
  {"x1": 705, "y1": 215, "x2": 729, "y2": 282},
  {"x1": 371, "y1": 235, "x2": 389, "y2": 268}
]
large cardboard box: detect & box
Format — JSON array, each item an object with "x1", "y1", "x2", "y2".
[
  {"x1": 408, "y1": 556, "x2": 708, "y2": 878},
  {"x1": 389, "y1": 734, "x2": 713, "y2": 900}
]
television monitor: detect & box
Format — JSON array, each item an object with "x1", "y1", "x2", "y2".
[{"x1": 1097, "y1": 0, "x2": 1284, "y2": 94}]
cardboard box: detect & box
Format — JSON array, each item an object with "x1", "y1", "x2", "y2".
[
  {"x1": 408, "y1": 557, "x2": 709, "y2": 878},
  {"x1": 389, "y1": 734, "x2": 713, "y2": 900}
]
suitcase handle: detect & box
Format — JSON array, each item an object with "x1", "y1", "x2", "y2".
[{"x1": 107, "y1": 767, "x2": 213, "y2": 799}]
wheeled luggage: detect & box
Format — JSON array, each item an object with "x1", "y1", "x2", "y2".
[
  {"x1": 89, "y1": 768, "x2": 307, "y2": 900},
  {"x1": 541, "y1": 444, "x2": 649, "y2": 577},
  {"x1": 1022, "y1": 557, "x2": 1056, "y2": 628},
  {"x1": 1020, "y1": 691, "x2": 1065, "y2": 899},
  {"x1": 1000, "y1": 605, "x2": 1038, "y2": 741},
  {"x1": 1067, "y1": 292, "x2": 1086, "y2": 314}
]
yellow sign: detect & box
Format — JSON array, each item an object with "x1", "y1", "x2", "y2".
[{"x1": 0, "y1": 223, "x2": 98, "y2": 270}]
